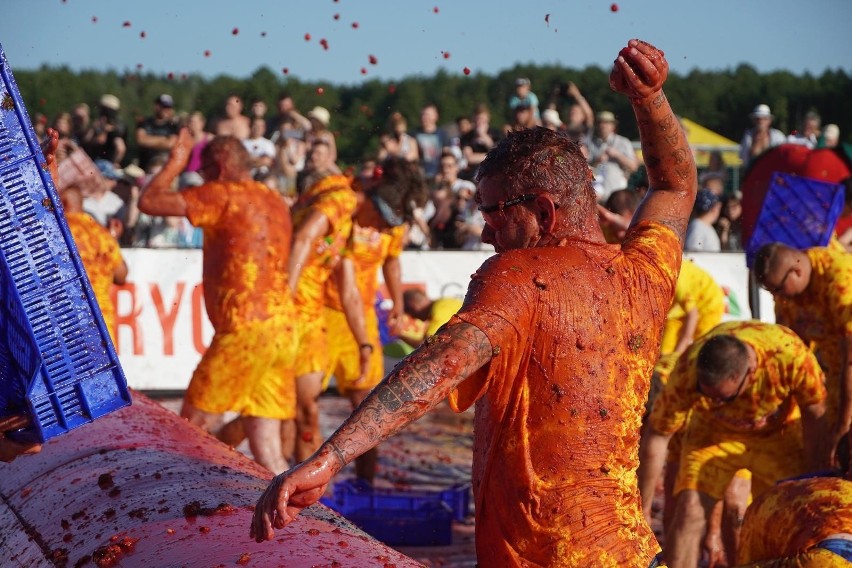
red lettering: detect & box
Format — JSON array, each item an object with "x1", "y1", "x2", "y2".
[
  {"x1": 192, "y1": 283, "x2": 208, "y2": 355},
  {"x1": 113, "y1": 284, "x2": 144, "y2": 355},
  {"x1": 149, "y1": 282, "x2": 185, "y2": 356}
]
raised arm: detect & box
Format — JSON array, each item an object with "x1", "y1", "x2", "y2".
[
  {"x1": 251, "y1": 318, "x2": 494, "y2": 542},
  {"x1": 137, "y1": 128, "x2": 193, "y2": 217},
  {"x1": 611, "y1": 39, "x2": 697, "y2": 241}
]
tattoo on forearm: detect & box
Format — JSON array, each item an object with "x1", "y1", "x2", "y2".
[{"x1": 327, "y1": 322, "x2": 492, "y2": 465}]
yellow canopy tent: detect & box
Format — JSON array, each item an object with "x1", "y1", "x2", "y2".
[{"x1": 635, "y1": 117, "x2": 742, "y2": 168}]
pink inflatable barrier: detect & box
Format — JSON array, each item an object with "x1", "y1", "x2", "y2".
[{"x1": 0, "y1": 393, "x2": 421, "y2": 567}]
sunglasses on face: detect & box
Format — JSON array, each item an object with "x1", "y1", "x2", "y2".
[
  {"x1": 477, "y1": 193, "x2": 540, "y2": 215},
  {"x1": 697, "y1": 367, "x2": 749, "y2": 405}
]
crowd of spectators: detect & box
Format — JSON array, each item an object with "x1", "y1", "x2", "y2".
[{"x1": 35, "y1": 86, "x2": 844, "y2": 253}]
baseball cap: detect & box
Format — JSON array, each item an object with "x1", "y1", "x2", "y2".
[
  {"x1": 750, "y1": 104, "x2": 772, "y2": 119},
  {"x1": 155, "y1": 94, "x2": 174, "y2": 108},
  {"x1": 542, "y1": 109, "x2": 563, "y2": 127},
  {"x1": 596, "y1": 111, "x2": 617, "y2": 123},
  {"x1": 99, "y1": 94, "x2": 120, "y2": 111},
  {"x1": 307, "y1": 106, "x2": 331, "y2": 126}
]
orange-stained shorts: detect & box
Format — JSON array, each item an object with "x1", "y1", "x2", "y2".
[
  {"x1": 675, "y1": 421, "x2": 804, "y2": 501},
  {"x1": 739, "y1": 547, "x2": 852, "y2": 568},
  {"x1": 295, "y1": 306, "x2": 329, "y2": 378},
  {"x1": 185, "y1": 315, "x2": 297, "y2": 420},
  {"x1": 321, "y1": 307, "x2": 384, "y2": 394}
]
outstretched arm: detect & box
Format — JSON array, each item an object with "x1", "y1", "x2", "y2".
[
  {"x1": 251, "y1": 319, "x2": 493, "y2": 541},
  {"x1": 137, "y1": 128, "x2": 193, "y2": 217},
  {"x1": 611, "y1": 39, "x2": 697, "y2": 242}
]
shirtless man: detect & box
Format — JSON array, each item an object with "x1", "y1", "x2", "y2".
[
  {"x1": 252, "y1": 39, "x2": 696, "y2": 565},
  {"x1": 213, "y1": 95, "x2": 251, "y2": 140}
]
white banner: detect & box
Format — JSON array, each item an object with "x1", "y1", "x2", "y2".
[{"x1": 114, "y1": 249, "x2": 774, "y2": 390}]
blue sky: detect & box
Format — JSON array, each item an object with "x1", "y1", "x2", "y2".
[{"x1": 2, "y1": 0, "x2": 851, "y2": 85}]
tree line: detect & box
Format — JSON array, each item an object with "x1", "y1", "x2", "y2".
[{"x1": 15, "y1": 62, "x2": 851, "y2": 167}]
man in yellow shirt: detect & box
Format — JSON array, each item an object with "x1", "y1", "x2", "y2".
[
  {"x1": 289, "y1": 140, "x2": 363, "y2": 462},
  {"x1": 754, "y1": 242, "x2": 852, "y2": 464},
  {"x1": 322, "y1": 157, "x2": 426, "y2": 482},
  {"x1": 661, "y1": 259, "x2": 725, "y2": 356},
  {"x1": 402, "y1": 289, "x2": 464, "y2": 344},
  {"x1": 639, "y1": 321, "x2": 828, "y2": 567}
]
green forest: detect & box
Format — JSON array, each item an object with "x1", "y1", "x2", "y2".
[{"x1": 14, "y1": 62, "x2": 852, "y2": 167}]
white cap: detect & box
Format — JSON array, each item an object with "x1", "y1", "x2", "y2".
[
  {"x1": 307, "y1": 106, "x2": 331, "y2": 126},
  {"x1": 750, "y1": 104, "x2": 772, "y2": 119},
  {"x1": 542, "y1": 109, "x2": 563, "y2": 127}
]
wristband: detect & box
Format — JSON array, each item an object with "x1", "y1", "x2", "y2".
[{"x1": 359, "y1": 343, "x2": 374, "y2": 353}]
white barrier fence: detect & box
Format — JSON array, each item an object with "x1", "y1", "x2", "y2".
[{"x1": 115, "y1": 249, "x2": 775, "y2": 391}]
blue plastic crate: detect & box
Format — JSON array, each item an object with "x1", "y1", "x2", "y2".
[
  {"x1": 329, "y1": 477, "x2": 471, "y2": 522},
  {"x1": 745, "y1": 172, "x2": 844, "y2": 267},
  {"x1": 0, "y1": 44, "x2": 130, "y2": 443}
]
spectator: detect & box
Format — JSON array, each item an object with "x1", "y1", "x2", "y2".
[
  {"x1": 699, "y1": 171, "x2": 725, "y2": 197},
  {"x1": 460, "y1": 103, "x2": 500, "y2": 181},
  {"x1": 81, "y1": 94, "x2": 126, "y2": 166},
  {"x1": 541, "y1": 108, "x2": 564, "y2": 133},
  {"x1": 212, "y1": 94, "x2": 251, "y2": 140},
  {"x1": 377, "y1": 112, "x2": 419, "y2": 163},
  {"x1": 136, "y1": 94, "x2": 179, "y2": 172},
  {"x1": 250, "y1": 97, "x2": 268, "y2": 121},
  {"x1": 821, "y1": 123, "x2": 841, "y2": 149},
  {"x1": 586, "y1": 110, "x2": 639, "y2": 200},
  {"x1": 716, "y1": 192, "x2": 744, "y2": 251},
  {"x1": 787, "y1": 110, "x2": 821, "y2": 149},
  {"x1": 508, "y1": 77, "x2": 540, "y2": 120},
  {"x1": 685, "y1": 189, "x2": 722, "y2": 252},
  {"x1": 180, "y1": 111, "x2": 213, "y2": 188},
  {"x1": 429, "y1": 152, "x2": 475, "y2": 249},
  {"x1": 739, "y1": 104, "x2": 786, "y2": 166},
  {"x1": 454, "y1": 183, "x2": 491, "y2": 251},
  {"x1": 597, "y1": 188, "x2": 640, "y2": 243},
  {"x1": 836, "y1": 178, "x2": 852, "y2": 252},
  {"x1": 51, "y1": 112, "x2": 78, "y2": 163},
  {"x1": 504, "y1": 102, "x2": 537, "y2": 134},
  {"x1": 563, "y1": 82, "x2": 595, "y2": 139},
  {"x1": 267, "y1": 93, "x2": 311, "y2": 142},
  {"x1": 85, "y1": 160, "x2": 127, "y2": 227},
  {"x1": 305, "y1": 106, "x2": 337, "y2": 163},
  {"x1": 70, "y1": 102, "x2": 90, "y2": 146},
  {"x1": 242, "y1": 117, "x2": 276, "y2": 179},
  {"x1": 414, "y1": 103, "x2": 447, "y2": 181}
]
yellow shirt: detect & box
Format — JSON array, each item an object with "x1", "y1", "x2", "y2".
[
  {"x1": 774, "y1": 247, "x2": 852, "y2": 424},
  {"x1": 650, "y1": 321, "x2": 826, "y2": 437},
  {"x1": 324, "y1": 223, "x2": 405, "y2": 311},
  {"x1": 291, "y1": 175, "x2": 357, "y2": 319},
  {"x1": 660, "y1": 259, "x2": 725, "y2": 354},
  {"x1": 65, "y1": 211, "x2": 123, "y2": 338},
  {"x1": 426, "y1": 297, "x2": 463, "y2": 337}
]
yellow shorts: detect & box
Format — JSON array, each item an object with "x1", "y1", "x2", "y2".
[
  {"x1": 322, "y1": 307, "x2": 384, "y2": 394},
  {"x1": 675, "y1": 420, "x2": 804, "y2": 500},
  {"x1": 294, "y1": 304, "x2": 329, "y2": 377},
  {"x1": 185, "y1": 315, "x2": 297, "y2": 420}
]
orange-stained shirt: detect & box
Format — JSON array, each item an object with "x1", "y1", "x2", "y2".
[
  {"x1": 774, "y1": 247, "x2": 852, "y2": 423},
  {"x1": 660, "y1": 259, "x2": 725, "y2": 354},
  {"x1": 183, "y1": 180, "x2": 293, "y2": 332},
  {"x1": 65, "y1": 211, "x2": 123, "y2": 335},
  {"x1": 738, "y1": 475, "x2": 852, "y2": 565},
  {"x1": 650, "y1": 321, "x2": 826, "y2": 437},
  {"x1": 291, "y1": 175, "x2": 357, "y2": 319},
  {"x1": 324, "y1": 223, "x2": 405, "y2": 311},
  {"x1": 450, "y1": 221, "x2": 682, "y2": 566}
]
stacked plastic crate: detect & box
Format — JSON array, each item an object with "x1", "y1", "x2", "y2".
[{"x1": 0, "y1": 44, "x2": 130, "y2": 444}]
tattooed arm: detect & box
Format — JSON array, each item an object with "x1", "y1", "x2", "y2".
[
  {"x1": 251, "y1": 319, "x2": 493, "y2": 542},
  {"x1": 610, "y1": 39, "x2": 697, "y2": 243}
]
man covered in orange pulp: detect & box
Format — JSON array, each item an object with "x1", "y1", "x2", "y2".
[
  {"x1": 287, "y1": 140, "x2": 364, "y2": 463},
  {"x1": 252, "y1": 39, "x2": 696, "y2": 566},
  {"x1": 60, "y1": 185, "x2": 128, "y2": 343},
  {"x1": 321, "y1": 156, "x2": 426, "y2": 483},
  {"x1": 639, "y1": 321, "x2": 829, "y2": 567},
  {"x1": 138, "y1": 130, "x2": 296, "y2": 474}
]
